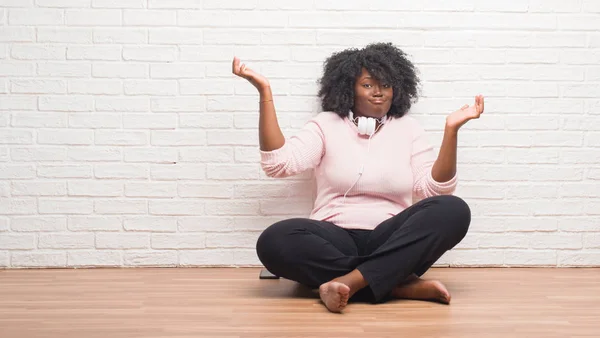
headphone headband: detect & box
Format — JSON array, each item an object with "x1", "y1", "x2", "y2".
[{"x1": 348, "y1": 110, "x2": 387, "y2": 136}]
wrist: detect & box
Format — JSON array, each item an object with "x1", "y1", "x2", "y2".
[{"x1": 444, "y1": 123, "x2": 459, "y2": 136}]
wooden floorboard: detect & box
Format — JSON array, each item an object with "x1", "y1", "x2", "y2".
[{"x1": 1, "y1": 267, "x2": 599, "y2": 338}]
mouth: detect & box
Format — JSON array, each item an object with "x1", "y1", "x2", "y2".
[{"x1": 370, "y1": 99, "x2": 386, "y2": 105}]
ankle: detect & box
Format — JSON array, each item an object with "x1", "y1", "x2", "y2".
[{"x1": 333, "y1": 269, "x2": 368, "y2": 296}]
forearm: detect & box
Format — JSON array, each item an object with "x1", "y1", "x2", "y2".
[
  {"x1": 431, "y1": 126, "x2": 458, "y2": 182},
  {"x1": 258, "y1": 86, "x2": 285, "y2": 151}
]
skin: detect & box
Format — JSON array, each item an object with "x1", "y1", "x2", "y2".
[{"x1": 232, "y1": 57, "x2": 485, "y2": 313}]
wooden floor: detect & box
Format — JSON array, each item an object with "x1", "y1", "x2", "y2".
[{"x1": 1, "y1": 268, "x2": 599, "y2": 338}]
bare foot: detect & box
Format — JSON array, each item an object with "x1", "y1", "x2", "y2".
[
  {"x1": 392, "y1": 277, "x2": 451, "y2": 304},
  {"x1": 319, "y1": 281, "x2": 350, "y2": 313}
]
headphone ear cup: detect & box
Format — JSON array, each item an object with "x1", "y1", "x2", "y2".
[
  {"x1": 357, "y1": 116, "x2": 366, "y2": 134},
  {"x1": 368, "y1": 117, "x2": 376, "y2": 135}
]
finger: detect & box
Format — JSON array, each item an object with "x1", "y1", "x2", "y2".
[
  {"x1": 232, "y1": 56, "x2": 240, "y2": 74},
  {"x1": 461, "y1": 104, "x2": 469, "y2": 110},
  {"x1": 480, "y1": 96, "x2": 485, "y2": 113}
]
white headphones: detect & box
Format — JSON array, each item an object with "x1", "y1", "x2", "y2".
[{"x1": 348, "y1": 110, "x2": 387, "y2": 136}]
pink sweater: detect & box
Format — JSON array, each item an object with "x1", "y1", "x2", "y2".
[{"x1": 260, "y1": 111, "x2": 457, "y2": 230}]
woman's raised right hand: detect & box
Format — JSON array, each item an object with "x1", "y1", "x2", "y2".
[{"x1": 232, "y1": 56, "x2": 270, "y2": 91}]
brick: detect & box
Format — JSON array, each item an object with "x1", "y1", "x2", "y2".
[
  {"x1": 67, "y1": 251, "x2": 122, "y2": 267},
  {"x1": 38, "y1": 129, "x2": 93, "y2": 145},
  {"x1": 150, "y1": 131, "x2": 206, "y2": 146},
  {"x1": 67, "y1": 45, "x2": 121, "y2": 61},
  {"x1": 67, "y1": 147, "x2": 121, "y2": 162},
  {"x1": 149, "y1": 200, "x2": 204, "y2": 215},
  {"x1": 92, "y1": 0, "x2": 144, "y2": 8},
  {"x1": 151, "y1": 234, "x2": 206, "y2": 249},
  {"x1": 96, "y1": 97, "x2": 149, "y2": 112},
  {"x1": 67, "y1": 181, "x2": 122, "y2": 197},
  {"x1": 11, "y1": 45, "x2": 66, "y2": 60},
  {"x1": 93, "y1": 28, "x2": 147, "y2": 44},
  {"x1": 0, "y1": 0, "x2": 34, "y2": 7},
  {"x1": 96, "y1": 131, "x2": 148, "y2": 146},
  {"x1": 0, "y1": 130, "x2": 34, "y2": 145},
  {"x1": 0, "y1": 62, "x2": 36, "y2": 76},
  {"x1": 123, "y1": 46, "x2": 177, "y2": 62},
  {"x1": 179, "y1": 147, "x2": 233, "y2": 163},
  {"x1": 0, "y1": 234, "x2": 35, "y2": 249},
  {"x1": 148, "y1": 0, "x2": 202, "y2": 8},
  {"x1": 93, "y1": 63, "x2": 148, "y2": 78},
  {"x1": 36, "y1": 0, "x2": 90, "y2": 7},
  {"x1": 151, "y1": 97, "x2": 205, "y2": 112},
  {"x1": 233, "y1": 249, "x2": 260, "y2": 266},
  {"x1": 39, "y1": 96, "x2": 93, "y2": 112},
  {"x1": 9, "y1": 8, "x2": 64, "y2": 25},
  {"x1": 11, "y1": 252, "x2": 66, "y2": 268},
  {"x1": 69, "y1": 79, "x2": 122, "y2": 95},
  {"x1": 260, "y1": 199, "x2": 313, "y2": 216},
  {"x1": 204, "y1": 201, "x2": 260, "y2": 216},
  {"x1": 11, "y1": 79, "x2": 66, "y2": 94},
  {"x1": 38, "y1": 233, "x2": 95, "y2": 249},
  {"x1": 69, "y1": 113, "x2": 122, "y2": 128},
  {"x1": 11, "y1": 217, "x2": 67, "y2": 232},
  {"x1": 124, "y1": 80, "x2": 177, "y2": 96},
  {"x1": 443, "y1": 250, "x2": 505, "y2": 267},
  {"x1": 38, "y1": 165, "x2": 92, "y2": 178},
  {"x1": 125, "y1": 182, "x2": 177, "y2": 198},
  {"x1": 66, "y1": 9, "x2": 121, "y2": 26},
  {"x1": 530, "y1": 233, "x2": 582, "y2": 249},
  {"x1": 180, "y1": 249, "x2": 234, "y2": 266},
  {"x1": 0, "y1": 251, "x2": 7, "y2": 267},
  {"x1": 151, "y1": 63, "x2": 205, "y2": 79},
  {"x1": 0, "y1": 165, "x2": 36, "y2": 179},
  {"x1": 124, "y1": 10, "x2": 177, "y2": 26},
  {"x1": 12, "y1": 181, "x2": 66, "y2": 196},
  {"x1": 39, "y1": 199, "x2": 93, "y2": 215},
  {"x1": 179, "y1": 80, "x2": 233, "y2": 95},
  {"x1": 124, "y1": 148, "x2": 178, "y2": 163},
  {"x1": 151, "y1": 164, "x2": 205, "y2": 180},
  {"x1": 124, "y1": 251, "x2": 178, "y2": 266},
  {"x1": 558, "y1": 251, "x2": 600, "y2": 266},
  {"x1": 178, "y1": 216, "x2": 234, "y2": 232},
  {"x1": 95, "y1": 200, "x2": 147, "y2": 214},
  {"x1": 38, "y1": 62, "x2": 91, "y2": 77},
  {"x1": 69, "y1": 216, "x2": 122, "y2": 231},
  {"x1": 583, "y1": 233, "x2": 600, "y2": 249},
  {"x1": 123, "y1": 114, "x2": 177, "y2": 129},
  {"x1": 38, "y1": 28, "x2": 92, "y2": 43},
  {"x1": 179, "y1": 114, "x2": 233, "y2": 129},
  {"x1": 207, "y1": 164, "x2": 259, "y2": 180},
  {"x1": 96, "y1": 233, "x2": 149, "y2": 249},
  {"x1": 124, "y1": 216, "x2": 177, "y2": 232},
  {"x1": 149, "y1": 28, "x2": 203, "y2": 44},
  {"x1": 504, "y1": 251, "x2": 557, "y2": 266},
  {"x1": 178, "y1": 183, "x2": 233, "y2": 198}
]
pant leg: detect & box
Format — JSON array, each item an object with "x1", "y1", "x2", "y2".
[
  {"x1": 356, "y1": 195, "x2": 471, "y2": 302},
  {"x1": 256, "y1": 217, "x2": 361, "y2": 289}
]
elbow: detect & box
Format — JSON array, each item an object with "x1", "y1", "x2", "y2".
[{"x1": 260, "y1": 162, "x2": 290, "y2": 178}]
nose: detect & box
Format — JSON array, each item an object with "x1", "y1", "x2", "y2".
[{"x1": 373, "y1": 86, "x2": 382, "y2": 96}]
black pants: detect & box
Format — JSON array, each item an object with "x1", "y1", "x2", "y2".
[{"x1": 256, "y1": 195, "x2": 471, "y2": 303}]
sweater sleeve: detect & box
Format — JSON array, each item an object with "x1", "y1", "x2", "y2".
[
  {"x1": 259, "y1": 119, "x2": 325, "y2": 178},
  {"x1": 410, "y1": 118, "x2": 457, "y2": 199}
]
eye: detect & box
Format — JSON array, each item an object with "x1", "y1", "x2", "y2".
[
  {"x1": 383, "y1": 84, "x2": 391, "y2": 88},
  {"x1": 363, "y1": 84, "x2": 372, "y2": 88}
]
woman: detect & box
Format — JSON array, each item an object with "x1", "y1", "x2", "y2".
[{"x1": 232, "y1": 42, "x2": 484, "y2": 313}]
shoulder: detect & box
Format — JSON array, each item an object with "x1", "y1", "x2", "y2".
[
  {"x1": 391, "y1": 114, "x2": 426, "y2": 131},
  {"x1": 309, "y1": 111, "x2": 344, "y2": 126}
]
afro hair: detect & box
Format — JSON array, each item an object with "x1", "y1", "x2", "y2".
[{"x1": 317, "y1": 42, "x2": 421, "y2": 119}]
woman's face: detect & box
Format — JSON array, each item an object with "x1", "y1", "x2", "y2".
[{"x1": 352, "y1": 67, "x2": 393, "y2": 119}]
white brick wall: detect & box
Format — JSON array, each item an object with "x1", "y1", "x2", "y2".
[{"x1": 1, "y1": 1, "x2": 599, "y2": 269}]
